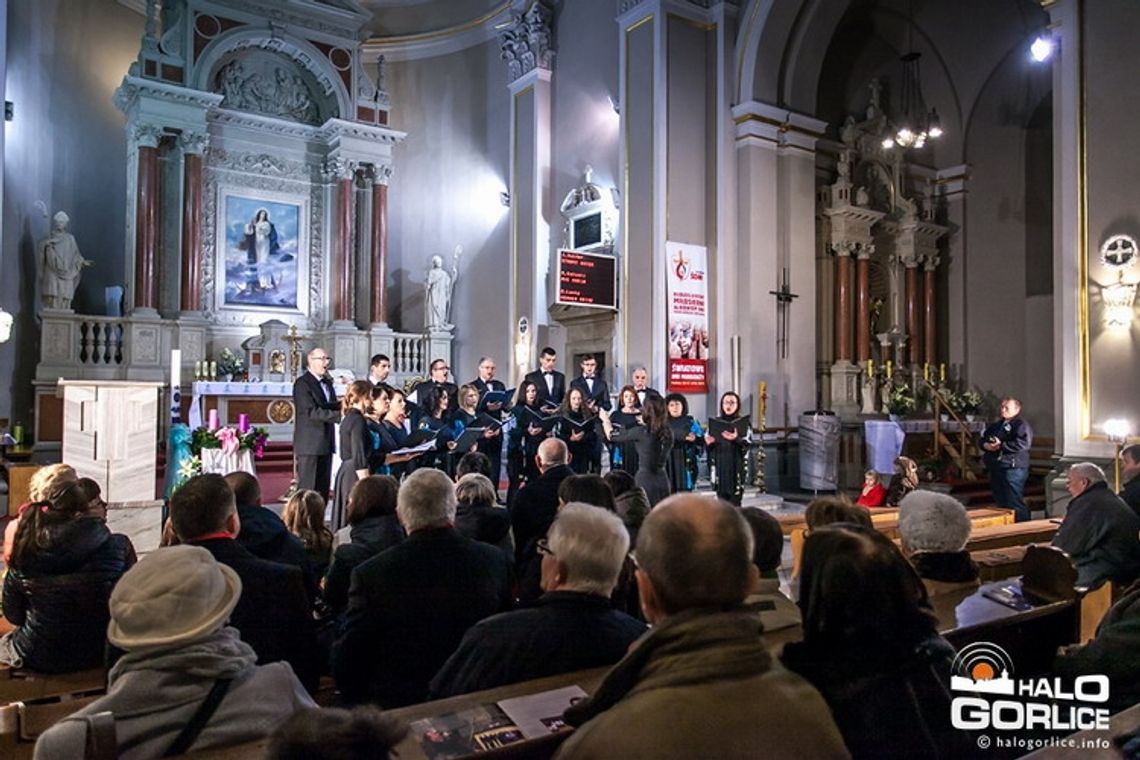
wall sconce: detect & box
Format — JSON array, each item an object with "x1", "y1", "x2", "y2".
[
  {"x1": 499, "y1": 191, "x2": 511, "y2": 208},
  {"x1": 1103, "y1": 417, "x2": 1132, "y2": 491},
  {"x1": 0, "y1": 307, "x2": 12, "y2": 343},
  {"x1": 1103, "y1": 272, "x2": 1137, "y2": 329}
]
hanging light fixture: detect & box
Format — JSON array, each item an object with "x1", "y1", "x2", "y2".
[{"x1": 885, "y1": 2, "x2": 942, "y2": 151}]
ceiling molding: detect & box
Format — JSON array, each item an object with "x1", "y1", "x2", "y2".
[{"x1": 361, "y1": 0, "x2": 513, "y2": 62}]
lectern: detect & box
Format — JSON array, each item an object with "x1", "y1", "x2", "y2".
[{"x1": 59, "y1": 380, "x2": 163, "y2": 503}]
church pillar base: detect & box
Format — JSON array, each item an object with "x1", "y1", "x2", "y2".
[{"x1": 828, "y1": 361, "x2": 861, "y2": 420}]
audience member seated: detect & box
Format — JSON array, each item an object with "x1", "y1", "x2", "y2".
[
  {"x1": 804, "y1": 495, "x2": 873, "y2": 532},
  {"x1": 603, "y1": 470, "x2": 650, "y2": 545},
  {"x1": 781, "y1": 524, "x2": 972, "y2": 760},
  {"x1": 740, "y1": 507, "x2": 800, "y2": 633},
  {"x1": 333, "y1": 468, "x2": 513, "y2": 707},
  {"x1": 454, "y1": 473, "x2": 513, "y2": 561},
  {"x1": 1, "y1": 478, "x2": 135, "y2": 672},
  {"x1": 224, "y1": 472, "x2": 317, "y2": 598},
  {"x1": 1053, "y1": 462, "x2": 1140, "y2": 589},
  {"x1": 1053, "y1": 579, "x2": 1140, "y2": 714},
  {"x1": 456, "y1": 451, "x2": 498, "y2": 495},
  {"x1": 77, "y1": 477, "x2": 138, "y2": 564},
  {"x1": 884, "y1": 456, "x2": 919, "y2": 506},
  {"x1": 1120, "y1": 443, "x2": 1140, "y2": 518},
  {"x1": 557, "y1": 474, "x2": 616, "y2": 512},
  {"x1": 2, "y1": 463, "x2": 77, "y2": 564},
  {"x1": 556, "y1": 495, "x2": 848, "y2": 760},
  {"x1": 265, "y1": 705, "x2": 407, "y2": 760},
  {"x1": 431, "y1": 504, "x2": 646, "y2": 698},
  {"x1": 898, "y1": 491, "x2": 980, "y2": 597},
  {"x1": 855, "y1": 469, "x2": 887, "y2": 507},
  {"x1": 282, "y1": 489, "x2": 334, "y2": 579},
  {"x1": 170, "y1": 474, "x2": 320, "y2": 692},
  {"x1": 512, "y1": 438, "x2": 575, "y2": 565},
  {"x1": 323, "y1": 475, "x2": 405, "y2": 616},
  {"x1": 34, "y1": 546, "x2": 315, "y2": 759}
]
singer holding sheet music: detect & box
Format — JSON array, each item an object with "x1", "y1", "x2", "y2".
[
  {"x1": 471, "y1": 357, "x2": 507, "y2": 485},
  {"x1": 507, "y1": 381, "x2": 549, "y2": 508},
  {"x1": 609, "y1": 386, "x2": 643, "y2": 474},
  {"x1": 704, "y1": 391, "x2": 750, "y2": 505},
  {"x1": 331, "y1": 381, "x2": 383, "y2": 531},
  {"x1": 558, "y1": 387, "x2": 599, "y2": 474},
  {"x1": 599, "y1": 395, "x2": 673, "y2": 507}
]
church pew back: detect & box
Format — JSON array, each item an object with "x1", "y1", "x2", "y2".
[
  {"x1": 0, "y1": 695, "x2": 99, "y2": 760},
  {"x1": 0, "y1": 666, "x2": 106, "y2": 706}
]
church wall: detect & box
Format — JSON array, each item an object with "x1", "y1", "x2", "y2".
[
  {"x1": 0, "y1": 0, "x2": 139, "y2": 423},
  {"x1": 384, "y1": 41, "x2": 511, "y2": 382}
]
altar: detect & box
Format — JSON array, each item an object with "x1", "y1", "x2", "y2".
[{"x1": 189, "y1": 381, "x2": 296, "y2": 442}]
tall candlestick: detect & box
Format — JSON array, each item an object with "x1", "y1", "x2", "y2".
[
  {"x1": 939, "y1": 363, "x2": 946, "y2": 383},
  {"x1": 209, "y1": 361, "x2": 217, "y2": 380},
  {"x1": 867, "y1": 359, "x2": 874, "y2": 376},
  {"x1": 886, "y1": 360, "x2": 893, "y2": 378},
  {"x1": 923, "y1": 362, "x2": 930, "y2": 382},
  {"x1": 207, "y1": 408, "x2": 219, "y2": 432},
  {"x1": 170, "y1": 349, "x2": 182, "y2": 424}
]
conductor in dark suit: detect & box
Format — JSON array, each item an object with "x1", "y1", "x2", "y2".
[
  {"x1": 293, "y1": 347, "x2": 341, "y2": 498},
  {"x1": 524, "y1": 346, "x2": 565, "y2": 411},
  {"x1": 471, "y1": 356, "x2": 506, "y2": 484},
  {"x1": 332, "y1": 468, "x2": 513, "y2": 707}
]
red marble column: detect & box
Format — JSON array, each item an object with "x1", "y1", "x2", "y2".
[
  {"x1": 834, "y1": 248, "x2": 852, "y2": 361},
  {"x1": 334, "y1": 175, "x2": 354, "y2": 322},
  {"x1": 855, "y1": 253, "x2": 871, "y2": 361},
  {"x1": 923, "y1": 265, "x2": 937, "y2": 365},
  {"x1": 134, "y1": 144, "x2": 160, "y2": 311},
  {"x1": 180, "y1": 149, "x2": 203, "y2": 311},
  {"x1": 370, "y1": 178, "x2": 389, "y2": 325},
  {"x1": 905, "y1": 263, "x2": 920, "y2": 365}
]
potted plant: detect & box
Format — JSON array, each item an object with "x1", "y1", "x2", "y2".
[
  {"x1": 216, "y1": 347, "x2": 244, "y2": 382},
  {"x1": 886, "y1": 384, "x2": 916, "y2": 421},
  {"x1": 957, "y1": 389, "x2": 983, "y2": 421}
]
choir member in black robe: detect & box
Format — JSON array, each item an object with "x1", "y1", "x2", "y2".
[
  {"x1": 331, "y1": 381, "x2": 381, "y2": 531},
  {"x1": 705, "y1": 391, "x2": 749, "y2": 505},
  {"x1": 665, "y1": 392, "x2": 703, "y2": 493},
  {"x1": 609, "y1": 385, "x2": 642, "y2": 474},
  {"x1": 557, "y1": 387, "x2": 599, "y2": 474},
  {"x1": 507, "y1": 381, "x2": 549, "y2": 509}
]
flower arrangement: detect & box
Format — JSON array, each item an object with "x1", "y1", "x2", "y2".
[
  {"x1": 190, "y1": 424, "x2": 269, "y2": 459},
  {"x1": 956, "y1": 389, "x2": 983, "y2": 414},
  {"x1": 216, "y1": 347, "x2": 244, "y2": 378},
  {"x1": 887, "y1": 383, "x2": 917, "y2": 416}
]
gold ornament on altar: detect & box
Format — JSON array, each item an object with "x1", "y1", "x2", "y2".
[
  {"x1": 268, "y1": 400, "x2": 295, "y2": 424},
  {"x1": 269, "y1": 349, "x2": 286, "y2": 375},
  {"x1": 284, "y1": 325, "x2": 306, "y2": 380}
]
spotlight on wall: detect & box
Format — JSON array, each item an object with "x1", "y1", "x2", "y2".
[
  {"x1": 607, "y1": 94, "x2": 620, "y2": 115},
  {"x1": 499, "y1": 191, "x2": 511, "y2": 208},
  {"x1": 0, "y1": 306, "x2": 12, "y2": 342},
  {"x1": 4, "y1": 101, "x2": 12, "y2": 122},
  {"x1": 1030, "y1": 34, "x2": 1055, "y2": 63}
]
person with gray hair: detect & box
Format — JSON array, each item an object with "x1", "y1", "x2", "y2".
[
  {"x1": 555, "y1": 494, "x2": 849, "y2": 760},
  {"x1": 333, "y1": 468, "x2": 513, "y2": 707},
  {"x1": 1053, "y1": 462, "x2": 1140, "y2": 588},
  {"x1": 430, "y1": 504, "x2": 646, "y2": 698},
  {"x1": 454, "y1": 473, "x2": 513, "y2": 561},
  {"x1": 511, "y1": 437, "x2": 575, "y2": 565}
]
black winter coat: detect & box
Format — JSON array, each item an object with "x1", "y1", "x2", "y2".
[{"x1": 3, "y1": 518, "x2": 135, "y2": 673}]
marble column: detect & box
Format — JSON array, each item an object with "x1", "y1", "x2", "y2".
[
  {"x1": 326, "y1": 159, "x2": 357, "y2": 325},
  {"x1": 133, "y1": 125, "x2": 163, "y2": 313},
  {"x1": 178, "y1": 131, "x2": 208, "y2": 313},
  {"x1": 833, "y1": 244, "x2": 853, "y2": 362},
  {"x1": 904, "y1": 261, "x2": 920, "y2": 365},
  {"x1": 369, "y1": 166, "x2": 391, "y2": 326},
  {"x1": 855, "y1": 248, "x2": 872, "y2": 361},
  {"x1": 923, "y1": 259, "x2": 937, "y2": 365}
]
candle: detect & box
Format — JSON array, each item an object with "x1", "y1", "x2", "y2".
[
  {"x1": 939, "y1": 363, "x2": 946, "y2": 383},
  {"x1": 867, "y1": 359, "x2": 874, "y2": 376},
  {"x1": 923, "y1": 362, "x2": 930, "y2": 381},
  {"x1": 238, "y1": 414, "x2": 250, "y2": 434},
  {"x1": 170, "y1": 349, "x2": 182, "y2": 424},
  {"x1": 886, "y1": 360, "x2": 893, "y2": 377},
  {"x1": 209, "y1": 361, "x2": 217, "y2": 380},
  {"x1": 207, "y1": 408, "x2": 219, "y2": 432}
]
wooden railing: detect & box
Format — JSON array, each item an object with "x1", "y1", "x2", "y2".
[{"x1": 926, "y1": 382, "x2": 982, "y2": 480}]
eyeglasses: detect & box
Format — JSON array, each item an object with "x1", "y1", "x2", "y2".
[
  {"x1": 312, "y1": 355, "x2": 330, "y2": 362},
  {"x1": 536, "y1": 537, "x2": 555, "y2": 557}
]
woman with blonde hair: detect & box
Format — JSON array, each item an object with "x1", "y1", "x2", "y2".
[
  {"x1": 885, "y1": 456, "x2": 920, "y2": 506},
  {"x1": 282, "y1": 489, "x2": 334, "y2": 579},
  {"x1": 330, "y1": 381, "x2": 381, "y2": 532},
  {"x1": 3, "y1": 464, "x2": 78, "y2": 564}
]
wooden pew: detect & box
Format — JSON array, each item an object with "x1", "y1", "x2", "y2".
[
  {"x1": 0, "y1": 666, "x2": 106, "y2": 705},
  {"x1": 0, "y1": 695, "x2": 99, "y2": 760},
  {"x1": 963, "y1": 518, "x2": 1061, "y2": 553}
]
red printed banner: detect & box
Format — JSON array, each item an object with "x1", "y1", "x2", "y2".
[{"x1": 666, "y1": 242, "x2": 709, "y2": 393}]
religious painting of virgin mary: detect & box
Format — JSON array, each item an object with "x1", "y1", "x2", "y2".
[{"x1": 221, "y1": 192, "x2": 304, "y2": 309}]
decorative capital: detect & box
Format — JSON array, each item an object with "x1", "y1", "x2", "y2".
[
  {"x1": 322, "y1": 156, "x2": 358, "y2": 182},
  {"x1": 857, "y1": 243, "x2": 875, "y2": 260},
  {"x1": 131, "y1": 122, "x2": 164, "y2": 149},
  {"x1": 372, "y1": 164, "x2": 394, "y2": 186},
  {"x1": 498, "y1": 1, "x2": 554, "y2": 83},
  {"x1": 830, "y1": 241, "x2": 855, "y2": 257},
  {"x1": 178, "y1": 130, "x2": 210, "y2": 155},
  {"x1": 923, "y1": 254, "x2": 941, "y2": 271}
]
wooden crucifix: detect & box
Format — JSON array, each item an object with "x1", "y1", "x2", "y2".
[{"x1": 769, "y1": 267, "x2": 799, "y2": 359}]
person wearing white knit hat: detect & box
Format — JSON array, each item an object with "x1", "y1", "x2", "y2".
[
  {"x1": 34, "y1": 546, "x2": 316, "y2": 760},
  {"x1": 898, "y1": 490, "x2": 980, "y2": 597}
]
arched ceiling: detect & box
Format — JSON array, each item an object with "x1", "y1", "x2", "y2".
[{"x1": 359, "y1": 0, "x2": 505, "y2": 39}]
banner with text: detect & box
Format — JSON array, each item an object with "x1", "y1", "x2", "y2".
[{"x1": 666, "y1": 242, "x2": 709, "y2": 393}]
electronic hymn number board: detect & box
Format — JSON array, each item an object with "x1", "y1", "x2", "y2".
[{"x1": 555, "y1": 249, "x2": 617, "y2": 310}]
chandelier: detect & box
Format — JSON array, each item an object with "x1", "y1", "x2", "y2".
[{"x1": 881, "y1": 4, "x2": 942, "y2": 151}]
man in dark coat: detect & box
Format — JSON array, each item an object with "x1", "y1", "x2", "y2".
[
  {"x1": 431, "y1": 503, "x2": 646, "y2": 698},
  {"x1": 332, "y1": 468, "x2": 512, "y2": 707},
  {"x1": 224, "y1": 471, "x2": 318, "y2": 600},
  {"x1": 411, "y1": 359, "x2": 459, "y2": 418},
  {"x1": 511, "y1": 438, "x2": 575, "y2": 565},
  {"x1": 980, "y1": 396, "x2": 1033, "y2": 521},
  {"x1": 630, "y1": 366, "x2": 661, "y2": 408},
  {"x1": 169, "y1": 474, "x2": 320, "y2": 693},
  {"x1": 570, "y1": 354, "x2": 611, "y2": 473},
  {"x1": 524, "y1": 346, "x2": 565, "y2": 411},
  {"x1": 292, "y1": 347, "x2": 341, "y2": 498},
  {"x1": 1054, "y1": 579, "x2": 1140, "y2": 714},
  {"x1": 1118, "y1": 443, "x2": 1140, "y2": 519},
  {"x1": 1053, "y1": 462, "x2": 1140, "y2": 589},
  {"x1": 470, "y1": 356, "x2": 507, "y2": 486}
]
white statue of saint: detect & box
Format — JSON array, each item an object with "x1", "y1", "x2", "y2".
[
  {"x1": 38, "y1": 211, "x2": 91, "y2": 310},
  {"x1": 424, "y1": 247, "x2": 460, "y2": 331}
]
